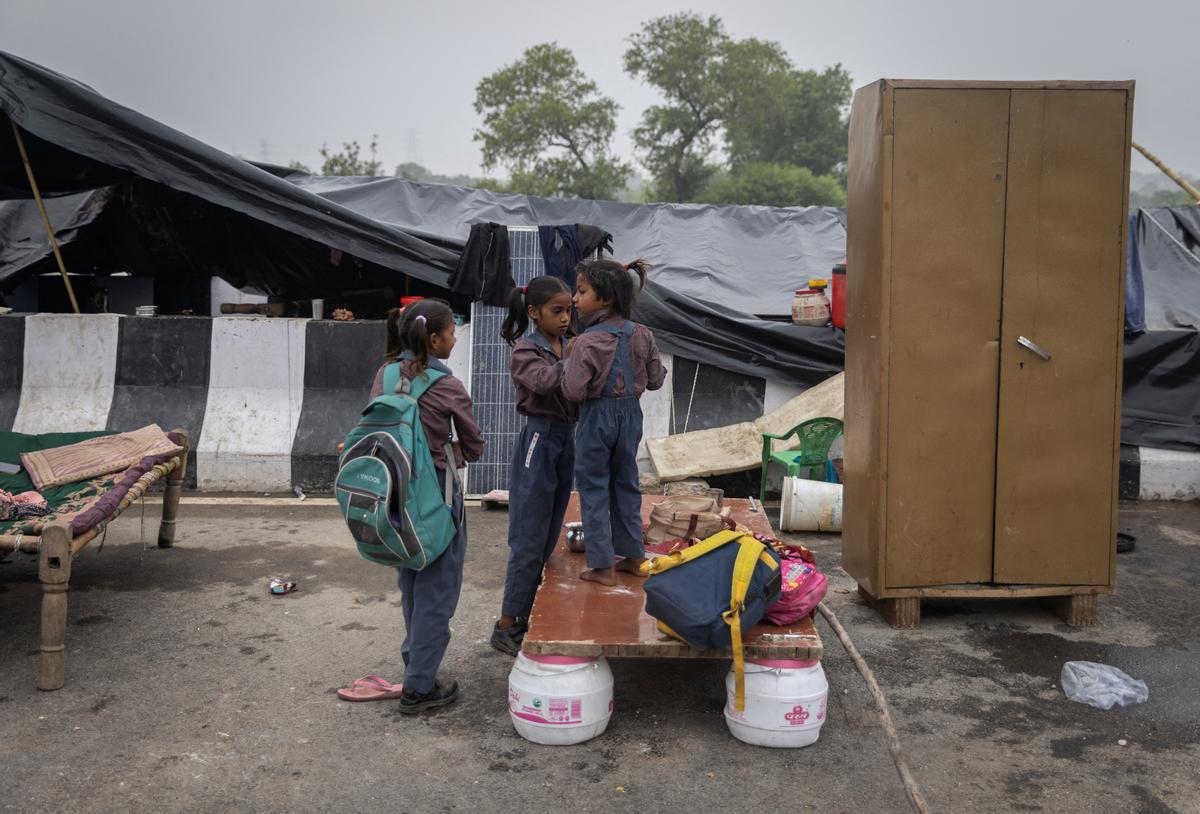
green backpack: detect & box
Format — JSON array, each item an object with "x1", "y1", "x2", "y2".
[{"x1": 335, "y1": 363, "x2": 458, "y2": 570}]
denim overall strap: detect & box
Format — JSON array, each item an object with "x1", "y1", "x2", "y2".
[{"x1": 586, "y1": 321, "x2": 635, "y2": 399}]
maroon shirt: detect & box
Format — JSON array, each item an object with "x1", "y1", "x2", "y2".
[
  {"x1": 562, "y1": 310, "x2": 667, "y2": 402},
  {"x1": 510, "y1": 333, "x2": 577, "y2": 424},
  {"x1": 369, "y1": 359, "x2": 484, "y2": 470}
]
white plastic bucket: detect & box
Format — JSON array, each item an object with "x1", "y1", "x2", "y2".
[
  {"x1": 724, "y1": 659, "x2": 829, "y2": 748},
  {"x1": 780, "y1": 476, "x2": 842, "y2": 532},
  {"x1": 508, "y1": 653, "x2": 614, "y2": 745}
]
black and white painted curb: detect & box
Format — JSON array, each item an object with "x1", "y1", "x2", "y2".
[{"x1": 1, "y1": 313, "x2": 1196, "y2": 499}]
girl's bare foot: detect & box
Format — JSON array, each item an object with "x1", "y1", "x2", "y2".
[
  {"x1": 580, "y1": 567, "x2": 618, "y2": 586},
  {"x1": 614, "y1": 558, "x2": 647, "y2": 577}
]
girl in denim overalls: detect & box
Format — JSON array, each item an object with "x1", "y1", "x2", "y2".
[{"x1": 562, "y1": 259, "x2": 667, "y2": 586}]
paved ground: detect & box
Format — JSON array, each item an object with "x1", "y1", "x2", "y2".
[{"x1": 1, "y1": 498, "x2": 1197, "y2": 814}]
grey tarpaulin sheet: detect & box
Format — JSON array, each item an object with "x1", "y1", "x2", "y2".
[
  {"x1": 278, "y1": 174, "x2": 848, "y2": 318},
  {"x1": 1134, "y1": 206, "x2": 1200, "y2": 331},
  {"x1": 1121, "y1": 206, "x2": 1200, "y2": 450}
]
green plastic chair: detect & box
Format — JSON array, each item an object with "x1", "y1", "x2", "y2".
[{"x1": 759, "y1": 417, "x2": 844, "y2": 502}]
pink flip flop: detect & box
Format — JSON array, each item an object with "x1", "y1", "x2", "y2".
[{"x1": 337, "y1": 675, "x2": 404, "y2": 702}]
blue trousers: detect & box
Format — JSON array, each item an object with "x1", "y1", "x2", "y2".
[
  {"x1": 575, "y1": 398, "x2": 645, "y2": 569},
  {"x1": 396, "y1": 468, "x2": 465, "y2": 694},
  {"x1": 501, "y1": 417, "x2": 575, "y2": 619}
]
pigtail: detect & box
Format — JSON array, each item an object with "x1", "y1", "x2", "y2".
[
  {"x1": 384, "y1": 307, "x2": 404, "y2": 361},
  {"x1": 500, "y1": 286, "x2": 529, "y2": 346},
  {"x1": 404, "y1": 312, "x2": 431, "y2": 377},
  {"x1": 624, "y1": 259, "x2": 650, "y2": 291}
]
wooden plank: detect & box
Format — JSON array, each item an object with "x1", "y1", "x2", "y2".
[
  {"x1": 843, "y1": 79, "x2": 890, "y2": 598},
  {"x1": 522, "y1": 495, "x2": 823, "y2": 661},
  {"x1": 645, "y1": 372, "x2": 845, "y2": 484},
  {"x1": 881, "y1": 79, "x2": 1134, "y2": 92},
  {"x1": 883, "y1": 87, "x2": 1011, "y2": 588},
  {"x1": 871, "y1": 583, "x2": 1111, "y2": 599},
  {"x1": 992, "y1": 88, "x2": 1131, "y2": 586}
]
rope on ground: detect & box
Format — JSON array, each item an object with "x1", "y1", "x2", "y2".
[{"x1": 816, "y1": 601, "x2": 932, "y2": 814}]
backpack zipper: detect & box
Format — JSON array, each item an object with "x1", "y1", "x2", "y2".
[{"x1": 337, "y1": 485, "x2": 384, "y2": 501}]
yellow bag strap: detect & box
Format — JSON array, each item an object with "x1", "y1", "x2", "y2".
[
  {"x1": 638, "y1": 528, "x2": 743, "y2": 575},
  {"x1": 640, "y1": 529, "x2": 780, "y2": 711},
  {"x1": 723, "y1": 535, "x2": 767, "y2": 712}
]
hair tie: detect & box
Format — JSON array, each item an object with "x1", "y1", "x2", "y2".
[
  {"x1": 414, "y1": 315, "x2": 426, "y2": 325},
  {"x1": 520, "y1": 286, "x2": 527, "y2": 296},
  {"x1": 623, "y1": 263, "x2": 632, "y2": 271}
]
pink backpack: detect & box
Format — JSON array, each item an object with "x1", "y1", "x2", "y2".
[{"x1": 763, "y1": 545, "x2": 827, "y2": 625}]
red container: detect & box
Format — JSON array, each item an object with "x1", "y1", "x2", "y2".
[{"x1": 830, "y1": 262, "x2": 847, "y2": 330}]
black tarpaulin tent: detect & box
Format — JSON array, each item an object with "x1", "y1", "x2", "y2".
[
  {"x1": 0, "y1": 50, "x2": 846, "y2": 385},
  {"x1": 0, "y1": 52, "x2": 461, "y2": 286}
]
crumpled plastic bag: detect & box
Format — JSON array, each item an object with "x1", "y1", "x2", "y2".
[{"x1": 1061, "y1": 661, "x2": 1149, "y2": 710}]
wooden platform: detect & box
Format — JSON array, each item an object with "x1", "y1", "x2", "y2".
[{"x1": 522, "y1": 494, "x2": 823, "y2": 661}]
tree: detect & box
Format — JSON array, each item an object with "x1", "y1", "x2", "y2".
[
  {"x1": 319, "y1": 135, "x2": 383, "y2": 176},
  {"x1": 395, "y1": 162, "x2": 482, "y2": 187},
  {"x1": 625, "y1": 14, "x2": 853, "y2": 201},
  {"x1": 695, "y1": 162, "x2": 846, "y2": 208},
  {"x1": 285, "y1": 160, "x2": 312, "y2": 174},
  {"x1": 624, "y1": 13, "x2": 728, "y2": 202},
  {"x1": 724, "y1": 63, "x2": 852, "y2": 177},
  {"x1": 1129, "y1": 185, "x2": 1197, "y2": 208},
  {"x1": 474, "y1": 43, "x2": 630, "y2": 200}
]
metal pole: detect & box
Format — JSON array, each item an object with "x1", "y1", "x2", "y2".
[{"x1": 9, "y1": 118, "x2": 80, "y2": 313}]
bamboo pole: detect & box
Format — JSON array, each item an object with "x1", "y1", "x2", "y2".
[
  {"x1": 9, "y1": 119, "x2": 80, "y2": 313},
  {"x1": 1133, "y1": 141, "x2": 1200, "y2": 204}
]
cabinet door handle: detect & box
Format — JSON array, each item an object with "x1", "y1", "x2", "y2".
[{"x1": 1017, "y1": 336, "x2": 1052, "y2": 361}]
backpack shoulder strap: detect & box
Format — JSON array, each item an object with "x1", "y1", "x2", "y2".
[
  {"x1": 724, "y1": 535, "x2": 774, "y2": 712},
  {"x1": 395, "y1": 367, "x2": 447, "y2": 400},
  {"x1": 381, "y1": 362, "x2": 402, "y2": 396}
]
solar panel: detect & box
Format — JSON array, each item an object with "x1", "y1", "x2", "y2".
[{"x1": 466, "y1": 227, "x2": 546, "y2": 495}]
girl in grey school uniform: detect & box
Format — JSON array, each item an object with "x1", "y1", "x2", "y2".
[
  {"x1": 367, "y1": 299, "x2": 484, "y2": 713},
  {"x1": 562, "y1": 259, "x2": 666, "y2": 587},
  {"x1": 491, "y1": 276, "x2": 577, "y2": 655}
]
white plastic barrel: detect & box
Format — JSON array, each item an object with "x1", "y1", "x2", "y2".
[
  {"x1": 724, "y1": 659, "x2": 829, "y2": 748},
  {"x1": 780, "y1": 476, "x2": 842, "y2": 532},
  {"x1": 508, "y1": 653, "x2": 614, "y2": 745}
]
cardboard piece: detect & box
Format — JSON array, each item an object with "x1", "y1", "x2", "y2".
[{"x1": 647, "y1": 373, "x2": 844, "y2": 482}]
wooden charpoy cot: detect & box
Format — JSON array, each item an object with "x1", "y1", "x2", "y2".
[
  {"x1": 523, "y1": 495, "x2": 822, "y2": 662},
  {"x1": 0, "y1": 430, "x2": 189, "y2": 690}
]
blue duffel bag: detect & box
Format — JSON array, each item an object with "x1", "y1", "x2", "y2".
[{"x1": 640, "y1": 529, "x2": 782, "y2": 710}]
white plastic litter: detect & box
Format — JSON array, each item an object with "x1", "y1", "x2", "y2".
[{"x1": 1060, "y1": 661, "x2": 1149, "y2": 710}]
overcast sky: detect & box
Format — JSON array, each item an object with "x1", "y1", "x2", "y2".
[{"x1": 2, "y1": 0, "x2": 1197, "y2": 180}]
